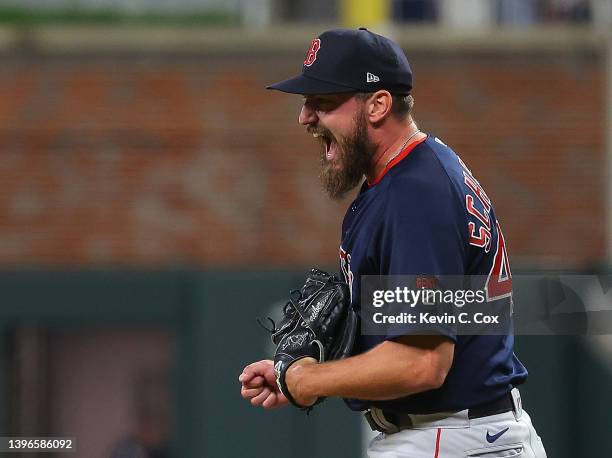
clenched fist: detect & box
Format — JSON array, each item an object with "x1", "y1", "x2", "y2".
[{"x1": 239, "y1": 359, "x2": 289, "y2": 409}]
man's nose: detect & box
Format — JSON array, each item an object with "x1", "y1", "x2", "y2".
[{"x1": 298, "y1": 104, "x2": 318, "y2": 125}]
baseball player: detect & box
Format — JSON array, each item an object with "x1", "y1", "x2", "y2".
[{"x1": 239, "y1": 28, "x2": 547, "y2": 457}]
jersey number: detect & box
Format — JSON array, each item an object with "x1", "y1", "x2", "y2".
[{"x1": 485, "y1": 221, "x2": 513, "y2": 302}]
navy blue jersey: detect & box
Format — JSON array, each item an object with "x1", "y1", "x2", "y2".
[{"x1": 339, "y1": 135, "x2": 527, "y2": 414}]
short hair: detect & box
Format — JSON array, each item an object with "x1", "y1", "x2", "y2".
[{"x1": 355, "y1": 92, "x2": 414, "y2": 120}]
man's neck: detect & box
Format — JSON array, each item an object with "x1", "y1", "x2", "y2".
[{"x1": 366, "y1": 120, "x2": 424, "y2": 183}]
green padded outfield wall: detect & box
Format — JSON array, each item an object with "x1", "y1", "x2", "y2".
[{"x1": 0, "y1": 270, "x2": 610, "y2": 457}]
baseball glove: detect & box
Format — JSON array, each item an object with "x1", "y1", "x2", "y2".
[{"x1": 260, "y1": 268, "x2": 357, "y2": 409}]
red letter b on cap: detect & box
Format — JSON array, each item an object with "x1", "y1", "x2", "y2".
[{"x1": 304, "y1": 39, "x2": 321, "y2": 67}]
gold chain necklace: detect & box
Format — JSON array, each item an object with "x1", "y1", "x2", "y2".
[{"x1": 385, "y1": 129, "x2": 421, "y2": 167}]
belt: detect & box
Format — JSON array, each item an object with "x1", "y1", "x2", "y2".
[
  {"x1": 365, "y1": 389, "x2": 519, "y2": 434},
  {"x1": 468, "y1": 392, "x2": 514, "y2": 419}
]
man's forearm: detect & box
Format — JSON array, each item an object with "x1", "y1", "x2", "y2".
[{"x1": 287, "y1": 336, "x2": 453, "y2": 403}]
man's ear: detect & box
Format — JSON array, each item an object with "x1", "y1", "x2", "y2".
[{"x1": 364, "y1": 90, "x2": 393, "y2": 124}]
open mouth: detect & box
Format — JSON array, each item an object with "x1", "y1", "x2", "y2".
[{"x1": 313, "y1": 131, "x2": 337, "y2": 161}]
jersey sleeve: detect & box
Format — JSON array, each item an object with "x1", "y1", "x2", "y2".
[{"x1": 376, "y1": 172, "x2": 467, "y2": 341}]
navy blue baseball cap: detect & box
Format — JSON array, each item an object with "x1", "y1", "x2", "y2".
[{"x1": 267, "y1": 28, "x2": 412, "y2": 95}]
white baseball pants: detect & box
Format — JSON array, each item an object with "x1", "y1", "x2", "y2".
[{"x1": 367, "y1": 405, "x2": 546, "y2": 457}]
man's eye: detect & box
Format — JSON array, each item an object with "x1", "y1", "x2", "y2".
[
  {"x1": 317, "y1": 100, "x2": 337, "y2": 111},
  {"x1": 304, "y1": 97, "x2": 339, "y2": 112}
]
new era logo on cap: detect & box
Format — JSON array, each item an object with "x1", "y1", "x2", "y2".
[
  {"x1": 366, "y1": 72, "x2": 380, "y2": 83},
  {"x1": 266, "y1": 28, "x2": 413, "y2": 95}
]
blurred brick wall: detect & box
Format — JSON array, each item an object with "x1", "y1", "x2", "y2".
[{"x1": 0, "y1": 48, "x2": 605, "y2": 268}]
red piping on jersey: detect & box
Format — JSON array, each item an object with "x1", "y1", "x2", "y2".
[
  {"x1": 367, "y1": 135, "x2": 427, "y2": 187},
  {"x1": 434, "y1": 427, "x2": 442, "y2": 458}
]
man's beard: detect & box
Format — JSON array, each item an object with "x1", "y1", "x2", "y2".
[{"x1": 318, "y1": 110, "x2": 375, "y2": 200}]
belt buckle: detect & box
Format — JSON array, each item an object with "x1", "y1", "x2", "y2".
[
  {"x1": 365, "y1": 408, "x2": 401, "y2": 434},
  {"x1": 364, "y1": 410, "x2": 383, "y2": 432}
]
